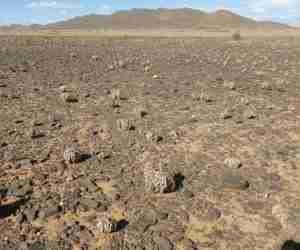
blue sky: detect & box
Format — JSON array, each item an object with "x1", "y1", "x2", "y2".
[{"x1": 1, "y1": 0, "x2": 299, "y2": 25}]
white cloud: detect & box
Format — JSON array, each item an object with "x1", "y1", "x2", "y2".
[
  {"x1": 96, "y1": 4, "x2": 113, "y2": 15},
  {"x1": 26, "y1": 1, "x2": 83, "y2": 9},
  {"x1": 235, "y1": 0, "x2": 300, "y2": 23}
]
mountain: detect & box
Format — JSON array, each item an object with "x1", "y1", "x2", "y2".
[{"x1": 46, "y1": 8, "x2": 290, "y2": 30}]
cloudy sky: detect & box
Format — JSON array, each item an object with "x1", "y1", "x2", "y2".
[{"x1": 0, "y1": 0, "x2": 299, "y2": 25}]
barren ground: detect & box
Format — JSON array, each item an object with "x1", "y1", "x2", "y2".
[{"x1": 0, "y1": 33, "x2": 300, "y2": 250}]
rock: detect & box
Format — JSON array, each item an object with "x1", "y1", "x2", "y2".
[
  {"x1": 31, "y1": 119, "x2": 43, "y2": 127},
  {"x1": 224, "y1": 158, "x2": 242, "y2": 169},
  {"x1": 153, "y1": 236, "x2": 174, "y2": 250},
  {"x1": 116, "y1": 119, "x2": 135, "y2": 131},
  {"x1": 261, "y1": 81, "x2": 272, "y2": 90},
  {"x1": 145, "y1": 66, "x2": 151, "y2": 72},
  {"x1": 139, "y1": 109, "x2": 148, "y2": 118},
  {"x1": 244, "y1": 108, "x2": 257, "y2": 119},
  {"x1": 145, "y1": 131, "x2": 163, "y2": 143},
  {"x1": 63, "y1": 146, "x2": 81, "y2": 164},
  {"x1": 144, "y1": 163, "x2": 176, "y2": 194},
  {"x1": 96, "y1": 215, "x2": 118, "y2": 233},
  {"x1": 91, "y1": 55, "x2": 99, "y2": 61},
  {"x1": 58, "y1": 85, "x2": 69, "y2": 93},
  {"x1": 61, "y1": 93, "x2": 78, "y2": 103},
  {"x1": 29, "y1": 129, "x2": 44, "y2": 139},
  {"x1": 220, "y1": 109, "x2": 233, "y2": 120},
  {"x1": 223, "y1": 81, "x2": 236, "y2": 90},
  {"x1": 222, "y1": 173, "x2": 250, "y2": 190}
]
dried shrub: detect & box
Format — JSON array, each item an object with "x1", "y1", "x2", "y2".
[{"x1": 232, "y1": 31, "x2": 242, "y2": 41}]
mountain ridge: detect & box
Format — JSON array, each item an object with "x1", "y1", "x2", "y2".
[{"x1": 0, "y1": 8, "x2": 291, "y2": 31}]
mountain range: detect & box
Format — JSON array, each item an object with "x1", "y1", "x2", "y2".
[{"x1": 0, "y1": 8, "x2": 291, "y2": 31}]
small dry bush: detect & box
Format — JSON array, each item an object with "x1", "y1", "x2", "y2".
[{"x1": 232, "y1": 31, "x2": 242, "y2": 41}]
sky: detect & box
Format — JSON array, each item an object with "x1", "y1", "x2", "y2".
[{"x1": 0, "y1": 0, "x2": 300, "y2": 25}]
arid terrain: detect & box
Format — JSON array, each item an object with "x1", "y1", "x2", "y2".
[{"x1": 0, "y1": 12, "x2": 300, "y2": 250}]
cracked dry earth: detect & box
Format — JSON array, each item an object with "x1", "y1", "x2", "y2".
[{"x1": 0, "y1": 35, "x2": 300, "y2": 250}]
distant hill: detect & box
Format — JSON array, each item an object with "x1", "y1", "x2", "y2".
[
  {"x1": 0, "y1": 8, "x2": 291, "y2": 33},
  {"x1": 46, "y1": 8, "x2": 290, "y2": 30}
]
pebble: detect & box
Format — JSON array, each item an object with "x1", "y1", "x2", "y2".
[{"x1": 224, "y1": 158, "x2": 242, "y2": 169}]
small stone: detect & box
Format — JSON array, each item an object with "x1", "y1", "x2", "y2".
[
  {"x1": 220, "y1": 109, "x2": 233, "y2": 120},
  {"x1": 139, "y1": 109, "x2": 148, "y2": 118},
  {"x1": 32, "y1": 120, "x2": 43, "y2": 127},
  {"x1": 144, "y1": 163, "x2": 176, "y2": 194},
  {"x1": 116, "y1": 119, "x2": 135, "y2": 131},
  {"x1": 110, "y1": 88, "x2": 121, "y2": 100},
  {"x1": 63, "y1": 146, "x2": 81, "y2": 164},
  {"x1": 261, "y1": 81, "x2": 272, "y2": 90},
  {"x1": 244, "y1": 108, "x2": 257, "y2": 119},
  {"x1": 224, "y1": 81, "x2": 236, "y2": 90},
  {"x1": 61, "y1": 93, "x2": 78, "y2": 103},
  {"x1": 96, "y1": 215, "x2": 118, "y2": 233},
  {"x1": 58, "y1": 85, "x2": 68, "y2": 93},
  {"x1": 144, "y1": 66, "x2": 151, "y2": 72},
  {"x1": 70, "y1": 52, "x2": 77, "y2": 58},
  {"x1": 224, "y1": 158, "x2": 242, "y2": 169},
  {"x1": 29, "y1": 129, "x2": 44, "y2": 139},
  {"x1": 91, "y1": 55, "x2": 99, "y2": 61},
  {"x1": 199, "y1": 92, "x2": 213, "y2": 103}
]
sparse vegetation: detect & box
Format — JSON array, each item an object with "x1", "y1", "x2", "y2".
[
  {"x1": 0, "y1": 32, "x2": 299, "y2": 250},
  {"x1": 232, "y1": 30, "x2": 242, "y2": 41}
]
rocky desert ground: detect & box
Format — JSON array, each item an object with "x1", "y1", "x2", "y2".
[{"x1": 0, "y1": 34, "x2": 300, "y2": 250}]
